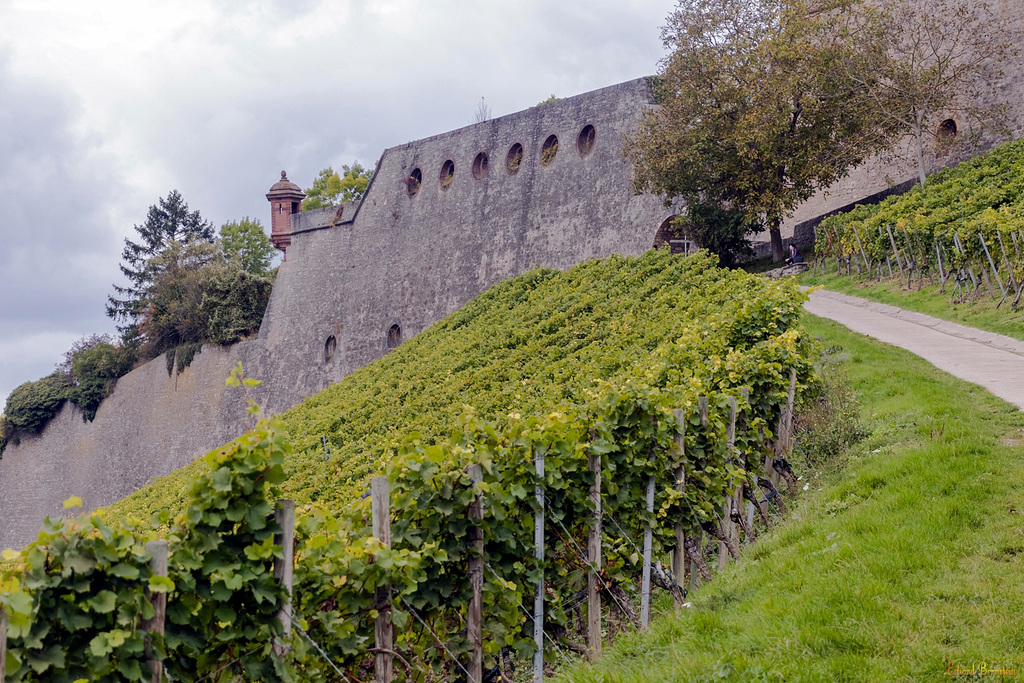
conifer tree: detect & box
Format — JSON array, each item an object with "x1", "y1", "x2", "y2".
[{"x1": 106, "y1": 190, "x2": 215, "y2": 341}]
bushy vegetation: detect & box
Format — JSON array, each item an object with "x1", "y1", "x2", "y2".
[
  {"x1": 57, "y1": 335, "x2": 137, "y2": 421},
  {"x1": 793, "y1": 346, "x2": 866, "y2": 469},
  {"x1": 106, "y1": 250, "x2": 812, "y2": 522},
  {"x1": 2, "y1": 373, "x2": 68, "y2": 436},
  {"x1": 0, "y1": 336, "x2": 138, "y2": 454},
  {"x1": 822, "y1": 137, "x2": 1024, "y2": 240},
  {"x1": 558, "y1": 314, "x2": 1024, "y2": 681},
  {"x1": 1, "y1": 207, "x2": 276, "y2": 450},
  {"x1": 137, "y1": 237, "x2": 273, "y2": 362},
  {"x1": 3, "y1": 251, "x2": 817, "y2": 681},
  {"x1": 817, "y1": 137, "x2": 1024, "y2": 298}
]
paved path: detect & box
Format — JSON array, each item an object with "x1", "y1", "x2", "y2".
[{"x1": 804, "y1": 289, "x2": 1024, "y2": 411}]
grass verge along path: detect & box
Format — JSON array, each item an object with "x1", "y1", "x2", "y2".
[
  {"x1": 558, "y1": 313, "x2": 1024, "y2": 682},
  {"x1": 799, "y1": 270, "x2": 1024, "y2": 343}
]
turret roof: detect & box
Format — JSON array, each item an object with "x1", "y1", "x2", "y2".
[{"x1": 267, "y1": 171, "x2": 304, "y2": 197}]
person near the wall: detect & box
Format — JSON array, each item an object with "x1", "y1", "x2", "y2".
[{"x1": 784, "y1": 244, "x2": 803, "y2": 265}]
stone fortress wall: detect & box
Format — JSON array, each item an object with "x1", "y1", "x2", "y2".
[
  {"x1": 0, "y1": 79, "x2": 677, "y2": 548},
  {"x1": 3, "y1": 11, "x2": 1024, "y2": 548}
]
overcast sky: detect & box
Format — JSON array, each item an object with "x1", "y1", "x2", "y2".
[{"x1": 0, "y1": 0, "x2": 672, "y2": 407}]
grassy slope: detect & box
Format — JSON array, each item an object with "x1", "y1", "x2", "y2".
[
  {"x1": 104, "y1": 251, "x2": 803, "y2": 524},
  {"x1": 798, "y1": 270, "x2": 1024, "y2": 343},
  {"x1": 559, "y1": 314, "x2": 1024, "y2": 682}
]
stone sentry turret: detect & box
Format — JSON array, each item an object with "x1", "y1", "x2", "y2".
[{"x1": 265, "y1": 171, "x2": 305, "y2": 253}]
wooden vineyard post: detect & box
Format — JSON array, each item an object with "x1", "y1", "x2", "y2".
[
  {"x1": 784, "y1": 369, "x2": 797, "y2": 456},
  {"x1": 1, "y1": 605, "x2": 7, "y2": 683},
  {"x1": 691, "y1": 397, "x2": 708, "y2": 594},
  {"x1": 640, "y1": 440, "x2": 656, "y2": 627},
  {"x1": 935, "y1": 239, "x2": 947, "y2": 292},
  {"x1": 468, "y1": 465, "x2": 484, "y2": 683},
  {"x1": 880, "y1": 227, "x2": 893, "y2": 278},
  {"x1": 737, "y1": 388, "x2": 754, "y2": 542},
  {"x1": 371, "y1": 479, "x2": 393, "y2": 683},
  {"x1": 853, "y1": 228, "x2": 870, "y2": 278},
  {"x1": 979, "y1": 233, "x2": 1007, "y2": 304},
  {"x1": 533, "y1": 448, "x2": 545, "y2": 683},
  {"x1": 272, "y1": 500, "x2": 296, "y2": 660},
  {"x1": 587, "y1": 450, "x2": 602, "y2": 659},
  {"x1": 996, "y1": 232, "x2": 1018, "y2": 295},
  {"x1": 770, "y1": 369, "x2": 797, "y2": 490},
  {"x1": 671, "y1": 409, "x2": 686, "y2": 598},
  {"x1": 886, "y1": 225, "x2": 905, "y2": 277},
  {"x1": 953, "y1": 233, "x2": 982, "y2": 292},
  {"x1": 142, "y1": 540, "x2": 168, "y2": 683},
  {"x1": 917, "y1": 229, "x2": 933, "y2": 288},
  {"x1": 719, "y1": 396, "x2": 737, "y2": 569},
  {"x1": 811, "y1": 225, "x2": 818, "y2": 275}
]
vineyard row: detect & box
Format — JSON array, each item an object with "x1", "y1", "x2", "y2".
[
  {"x1": 813, "y1": 221, "x2": 1024, "y2": 309},
  {"x1": 0, "y1": 359, "x2": 806, "y2": 682}
]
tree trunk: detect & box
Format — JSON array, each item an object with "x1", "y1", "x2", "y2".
[
  {"x1": 607, "y1": 584, "x2": 640, "y2": 629},
  {"x1": 770, "y1": 220, "x2": 784, "y2": 263},
  {"x1": 684, "y1": 536, "x2": 714, "y2": 583},
  {"x1": 913, "y1": 113, "x2": 927, "y2": 187},
  {"x1": 703, "y1": 521, "x2": 740, "y2": 560},
  {"x1": 743, "y1": 483, "x2": 772, "y2": 528}
]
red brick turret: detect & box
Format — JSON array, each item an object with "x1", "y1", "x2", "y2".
[{"x1": 266, "y1": 171, "x2": 305, "y2": 252}]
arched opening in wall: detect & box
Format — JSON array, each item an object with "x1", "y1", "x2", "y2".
[
  {"x1": 937, "y1": 118, "x2": 958, "y2": 140},
  {"x1": 935, "y1": 119, "x2": 959, "y2": 156},
  {"x1": 541, "y1": 135, "x2": 559, "y2": 166},
  {"x1": 323, "y1": 335, "x2": 337, "y2": 362},
  {"x1": 653, "y1": 216, "x2": 691, "y2": 255},
  {"x1": 387, "y1": 324, "x2": 402, "y2": 349},
  {"x1": 439, "y1": 160, "x2": 455, "y2": 191},
  {"x1": 406, "y1": 168, "x2": 422, "y2": 197},
  {"x1": 577, "y1": 124, "x2": 596, "y2": 157},
  {"x1": 472, "y1": 152, "x2": 489, "y2": 180},
  {"x1": 506, "y1": 143, "x2": 524, "y2": 175}
]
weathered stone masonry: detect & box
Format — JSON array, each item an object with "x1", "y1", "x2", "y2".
[{"x1": 0, "y1": 79, "x2": 676, "y2": 548}]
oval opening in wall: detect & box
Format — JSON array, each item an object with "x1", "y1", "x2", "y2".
[{"x1": 506, "y1": 143, "x2": 524, "y2": 175}]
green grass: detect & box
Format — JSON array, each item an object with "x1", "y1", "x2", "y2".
[
  {"x1": 558, "y1": 314, "x2": 1024, "y2": 682},
  {"x1": 799, "y1": 269, "x2": 1024, "y2": 343}
]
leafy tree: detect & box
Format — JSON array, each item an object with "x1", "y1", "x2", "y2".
[
  {"x1": 106, "y1": 190, "x2": 215, "y2": 342},
  {"x1": 844, "y1": 0, "x2": 1019, "y2": 186},
  {"x1": 64, "y1": 339, "x2": 136, "y2": 421},
  {"x1": 136, "y1": 238, "x2": 274, "y2": 362},
  {"x1": 201, "y1": 267, "x2": 274, "y2": 345},
  {"x1": 3, "y1": 373, "x2": 68, "y2": 435},
  {"x1": 219, "y1": 217, "x2": 275, "y2": 277},
  {"x1": 137, "y1": 238, "x2": 219, "y2": 360},
  {"x1": 629, "y1": 0, "x2": 895, "y2": 262},
  {"x1": 536, "y1": 94, "x2": 559, "y2": 106},
  {"x1": 671, "y1": 206, "x2": 755, "y2": 269},
  {"x1": 301, "y1": 164, "x2": 373, "y2": 210},
  {"x1": 56, "y1": 333, "x2": 119, "y2": 383}
]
